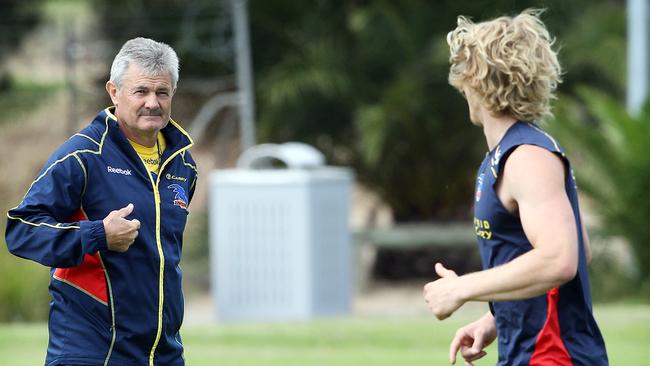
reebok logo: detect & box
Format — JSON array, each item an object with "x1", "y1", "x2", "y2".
[{"x1": 107, "y1": 166, "x2": 132, "y2": 176}]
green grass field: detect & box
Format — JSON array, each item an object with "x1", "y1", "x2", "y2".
[{"x1": 0, "y1": 304, "x2": 648, "y2": 365}]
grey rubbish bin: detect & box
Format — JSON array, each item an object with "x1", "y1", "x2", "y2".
[{"x1": 209, "y1": 142, "x2": 353, "y2": 321}]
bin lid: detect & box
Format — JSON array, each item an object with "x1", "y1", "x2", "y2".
[{"x1": 237, "y1": 142, "x2": 325, "y2": 169}]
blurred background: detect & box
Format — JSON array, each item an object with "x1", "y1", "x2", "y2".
[{"x1": 0, "y1": 0, "x2": 649, "y2": 364}]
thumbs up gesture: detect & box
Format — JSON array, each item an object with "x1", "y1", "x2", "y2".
[
  {"x1": 103, "y1": 203, "x2": 140, "y2": 252},
  {"x1": 423, "y1": 263, "x2": 464, "y2": 320}
]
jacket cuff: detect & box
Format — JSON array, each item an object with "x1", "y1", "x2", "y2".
[{"x1": 80, "y1": 220, "x2": 108, "y2": 253}]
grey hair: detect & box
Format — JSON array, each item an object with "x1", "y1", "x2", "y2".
[{"x1": 110, "y1": 37, "x2": 179, "y2": 89}]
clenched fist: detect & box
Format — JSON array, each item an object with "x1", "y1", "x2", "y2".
[{"x1": 103, "y1": 203, "x2": 140, "y2": 252}]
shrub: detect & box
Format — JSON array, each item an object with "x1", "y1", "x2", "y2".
[
  {"x1": 549, "y1": 87, "x2": 650, "y2": 295},
  {"x1": 0, "y1": 234, "x2": 50, "y2": 321}
]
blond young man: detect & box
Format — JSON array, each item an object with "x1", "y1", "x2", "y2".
[{"x1": 423, "y1": 10, "x2": 608, "y2": 365}]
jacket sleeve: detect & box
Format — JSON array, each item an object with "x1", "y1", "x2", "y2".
[
  {"x1": 5, "y1": 153, "x2": 107, "y2": 268},
  {"x1": 189, "y1": 173, "x2": 197, "y2": 204},
  {"x1": 184, "y1": 151, "x2": 198, "y2": 204}
]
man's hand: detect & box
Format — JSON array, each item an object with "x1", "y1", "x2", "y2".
[
  {"x1": 103, "y1": 203, "x2": 140, "y2": 252},
  {"x1": 449, "y1": 312, "x2": 497, "y2": 365},
  {"x1": 423, "y1": 263, "x2": 464, "y2": 320}
]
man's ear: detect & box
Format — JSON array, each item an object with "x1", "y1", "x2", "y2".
[{"x1": 106, "y1": 81, "x2": 119, "y2": 105}]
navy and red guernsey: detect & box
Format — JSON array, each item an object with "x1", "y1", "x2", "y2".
[
  {"x1": 473, "y1": 121, "x2": 608, "y2": 365},
  {"x1": 5, "y1": 108, "x2": 197, "y2": 366}
]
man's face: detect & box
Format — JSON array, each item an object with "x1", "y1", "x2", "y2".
[
  {"x1": 106, "y1": 64, "x2": 175, "y2": 138},
  {"x1": 462, "y1": 85, "x2": 482, "y2": 127}
]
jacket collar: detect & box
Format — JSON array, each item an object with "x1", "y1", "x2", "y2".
[{"x1": 101, "y1": 106, "x2": 194, "y2": 158}]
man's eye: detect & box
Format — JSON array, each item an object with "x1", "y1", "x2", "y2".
[{"x1": 134, "y1": 90, "x2": 146, "y2": 95}]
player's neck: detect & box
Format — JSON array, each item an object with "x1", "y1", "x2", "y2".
[{"x1": 482, "y1": 113, "x2": 518, "y2": 151}]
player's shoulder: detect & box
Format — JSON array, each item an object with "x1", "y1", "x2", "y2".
[
  {"x1": 507, "y1": 144, "x2": 561, "y2": 166},
  {"x1": 508, "y1": 122, "x2": 564, "y2": 154},
  {"x1": 502, "y1": 144, "x2": 566, "y2": 189}
]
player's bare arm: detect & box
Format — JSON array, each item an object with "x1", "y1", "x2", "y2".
[{"x1": 424, "y1": 144, "x2": 579, "y2": 318}]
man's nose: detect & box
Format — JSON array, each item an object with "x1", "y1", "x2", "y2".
[{"x1": 143, "y1": 92, "x2": 160, "y2": 109}]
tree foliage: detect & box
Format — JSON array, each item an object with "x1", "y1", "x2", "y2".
[
  {"x1": 0, "y1": 0, "x2": 44, "y2": 90},
  {"x1": 90, "y1": 0, "x2": 626, "y2": 221},
  {"x1": 93, "y1": 0, "x2": 234, "y2": 79},
  {"x1": 550, "y1": 88, "x2": 650, "y2": 287},
  {"x1": 250, "y1": 0, "x2": 624, "y2": 221},
  {"x1": 543, "y1": 2, "x2": 650, "y2": 290}
]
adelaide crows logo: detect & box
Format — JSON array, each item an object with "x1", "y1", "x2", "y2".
[
  {"x1": 167, "y1": 184, "x2": 188, "y2": 209},
  {"x1": 476, "y1": 173, "x2": 485, "y2": 202}
]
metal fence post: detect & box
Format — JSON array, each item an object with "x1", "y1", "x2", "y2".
[
  {"x1": 231, "y1": 0, "x2": 256, "y2": 151},
  {"x1": 627, "y1": 0, "x2": 650, "y2": 115}
]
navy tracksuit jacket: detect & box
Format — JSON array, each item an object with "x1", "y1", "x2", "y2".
[{"x1": 6, "y1": 107, "x2": 197, "y2": 366}]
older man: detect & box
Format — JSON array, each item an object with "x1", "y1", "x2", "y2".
[{"x1": 6, "y1": 37, "x2": 197, "y2": 366}]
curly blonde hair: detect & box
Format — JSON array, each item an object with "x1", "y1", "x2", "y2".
[{"x1": 447, "y1": 9, "x2": 562, "y2": 122}]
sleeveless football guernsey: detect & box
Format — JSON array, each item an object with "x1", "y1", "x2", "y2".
[{"x1": 473, "y1": 121, "x2": 608, "y2": 365}]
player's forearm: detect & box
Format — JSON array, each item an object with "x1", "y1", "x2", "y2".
[{"x1": 457, "y1": 247, "x2": 577, "y2": 302}]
